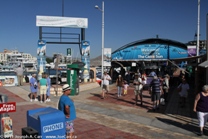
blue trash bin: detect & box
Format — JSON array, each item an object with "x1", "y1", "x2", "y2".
[{"x1": 27, "y1": 107, "x2": 66, "y2": 139}]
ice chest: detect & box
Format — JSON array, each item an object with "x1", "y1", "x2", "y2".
[{"x1": 27, "y1": 107, "x2": 66, "y2": 139}]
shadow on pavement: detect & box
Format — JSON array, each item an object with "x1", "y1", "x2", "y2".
[{"x1": 156, "y1": 117, "x2": 208, "y2": 137}]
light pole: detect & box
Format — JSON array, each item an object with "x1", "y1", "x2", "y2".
[{"x1": 95, "y1": 1, "x2": 104, "y2": 79}]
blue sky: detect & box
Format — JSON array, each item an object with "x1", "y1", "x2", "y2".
[{"x1": 0, "y1": 0, "x2": 208, "y2": 58}]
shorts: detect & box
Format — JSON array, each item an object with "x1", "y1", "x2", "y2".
[
  {"x1": 66, "y1": 120, "x2": 74, "y2": 133},
  {"x1": 102, "y1": 84, "x2": 109, "y2": 91},
  {"x1": 134, "y1": 89, "x2": 142, "y2": 95},
  {"x1": 40, "y1": 86, "x2": 47, "y2": 95},
  {"x1": 124, "y1": 90, "x2": 127, "y2": 94},
  {"x1": 179, "y1": 91, "x2": 188, "y2": 98},
  {"x1": 151, "y1": 92, "x2": 160, "y2": 101}
]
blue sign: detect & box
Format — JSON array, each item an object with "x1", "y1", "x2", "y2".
[
  {"x1": 112, "y1": 44, "x2": 188, "y2": 61},
  {"x1": 37, "y1": 40, "x2": 46, "y2": 80},
  {"x1": 81, "y1": 40, "x2": 90, "y2": 81},
  {"x1": 37, "y1": 40, "x2": 46, "y2": 56}
]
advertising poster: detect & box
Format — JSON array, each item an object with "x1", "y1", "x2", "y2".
[
  {"x1": 187, "y1": 45, "x2": 196, "y2": 57},
  {"x1": 81, "y1": 41, "x2": 90, "y2": 81},
  {"x1": 104, "y1": 48, "x2": 111, "y2": 66},
  {"x1": 37, "y1": 57, "x2": 46, "y2": 80},
  {"x1": 1, "y1": 117, "x2": 13, "y2": 138},
  {"x1": 112, "y1": 44, "x2": 188, "y2": 61},
  {"x1": 0, "y1": 76, "x2": 18, "y2": 86},
  {"x1": 37, "y1": 40, "x2": 46, "y2": 56},
  {"x1": 37, "y1": 40, "x2": 46, "y2": 80}
]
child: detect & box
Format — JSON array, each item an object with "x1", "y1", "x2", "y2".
[{"x1": 123, "y1": 80, "x2": 129, "y2": 96}]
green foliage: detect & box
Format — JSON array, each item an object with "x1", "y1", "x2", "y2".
[{"x1": 46, "y1": 57, "x2": 53, "y2": 63}]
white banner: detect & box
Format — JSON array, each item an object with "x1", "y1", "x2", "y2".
[
  {"x1": 104, "y1": 48, "x2": 111, "y2": 66},
  {"x1": 36, "y1": 15, "x2": 88, "y2": 28}
]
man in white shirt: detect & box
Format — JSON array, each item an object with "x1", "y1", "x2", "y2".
[
  {"x1": 101, "y1": 71, "x2": 111, "y2": 99},
  {"x1": 15, "y1": 65, "x2": 24, "y2": 86}
]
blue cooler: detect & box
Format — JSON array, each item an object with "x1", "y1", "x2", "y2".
[{"x1": 27, "y1": 107, "x2": 66, "y2": 139}]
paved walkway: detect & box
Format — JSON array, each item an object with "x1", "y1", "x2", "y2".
[{"x1": 0, "y1": 82, "x2": 207, "y2": 139}]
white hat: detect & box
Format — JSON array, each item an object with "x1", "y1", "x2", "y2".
[{"x1": 62, "y1": 84, "x2": 71, "y2": 92}]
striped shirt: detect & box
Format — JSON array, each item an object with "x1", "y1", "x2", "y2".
[{"x1": 150, "y1": 79, "x2": 161, "y2": 93}]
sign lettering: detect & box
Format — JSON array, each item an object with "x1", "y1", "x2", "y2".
[{"x1": 0, "y1": 102, "x2": 16, "y2": 113}]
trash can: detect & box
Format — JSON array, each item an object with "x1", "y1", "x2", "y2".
[
  {"x1": 22, "y1": 126, "x2": 38, "y2": 139},
  {"x1": 27, "y1": 107, "x2": 65, "y2": 139},
  {"x1": 67, "y1": 62, "x2": 85, "y2": 95}
]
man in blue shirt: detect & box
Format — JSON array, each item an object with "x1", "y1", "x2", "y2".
[{"x1": 58, "y1": 84, "x2": 76, "y2": 139}]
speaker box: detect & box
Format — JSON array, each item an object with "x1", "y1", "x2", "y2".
[{"x1": 22, "y1": 127, "x2": 38, "y2": 139}]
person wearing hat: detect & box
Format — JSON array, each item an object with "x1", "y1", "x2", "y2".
[
  {"x1": 29, "y1": 74, "x2": 38, "y2": 102},
  {"x1": 101, "y1": 71, "x2": 111, "y2": 99},
  {"x1": 133, "y1": 73, "x2": 143, "y2": 106},
  {"x1": 58, "y1": 84, "x2": 76, "y2": 139}
]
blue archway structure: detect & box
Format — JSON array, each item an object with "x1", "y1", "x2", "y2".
[
  {"x1": 112, "y1": 38, "x2": 188, "y2": 65},
  {"x1": 110, "y1": 38, "x2": 193, "y2": 80}
]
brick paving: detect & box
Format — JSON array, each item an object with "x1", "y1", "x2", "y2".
[
  {"x1": 0, "y1": 86, "x2": 145, "y2": 139},
  {"x1": 88, "y1": 87, "x2": 167, "y2": 113}
]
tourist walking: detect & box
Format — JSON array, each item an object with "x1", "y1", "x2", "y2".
[
  {"x1": 116, "y1": 75, "x2": 123, "y2": 98},
  {"x1": 58, "y1": 84, "x2": 76, "y2": 139},
  {"x1": 46, "y1": 73, "x2": 51, "y2": 102},
  {"x1": 15, "y1": 65, "x2": 24, "y2": 86},
  {"x1": 133, "y1": 73, "x2": 143, "y2": 106},
  {"x1": 193, "y1": 85, "x2": 208, "y2": 136},
  {"x1": 150, "y1": 75, "x2": 161, "y2": 111},
  {"x1": 177, "y1": 78, "x2": 189, "y2": 108},
  {"x1": 29, "y1": 74, "x2": 38, "y2": 102},
  {"x1": 101, "y1": 71, "x2": 111, "y2": 99},
  {"x1": 39, "y1": 73, "x2": 47, "y2": 103}
]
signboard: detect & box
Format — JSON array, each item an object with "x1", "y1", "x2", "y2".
[
  {"x1": 104, "y1": 48, "x2": 111, "y2": 66},
  {"x1": 0, "y1": 76, "x2": 18, "y2": 86},
  {"x1": 36, "y1": 15, "x2": 88, "y2": 28},
  {"x1": 1, "y1": 117, "x2": 13, "y2": 138},
  {"x1": 37, "y1": 40, "x2": 46, "y2": 56},
  {"x1": 112, "y1": 44, "x2": 188, "y2": 61},
  {"x1": 0, "y1": 102, "x2": 16, "y2": 114},
  {"x1": 81, "y1": 41, "x2": 90, "y2": 81},
  {"x1": 37, "y1": 40, "x2": 46, "y2": 80},
  {"x1": 187, "y1": 45, "x2": 196, "y2": 57},
  {"x1": 67, "y1": 48, "x2": 72, "y2": 57}
]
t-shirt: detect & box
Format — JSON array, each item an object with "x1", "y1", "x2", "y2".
[
  {"x1": 134, "y1": 77, "x2": 143, "y2": 90},
  {"x1": 58, "y1": 95, "x2": 76, "y2": 121},
  {"x1": 39, "y1": 78, "x2": 47, "y2": 86},
  {"x1": 178, "y1": 83, "x2": 189, "y2": 94},
  {"x1": 150, "y1": 79, "x2": 161, "y2": 93},
  {"x1": 102, "y1": 74, "x2": 111, "y2": 85},
  {"x1": 15, "y1": 67, "x2": 24, "y2": 75},
  {"x1": 123, "y1": 84, "x2": 129, "y2": 90}
]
